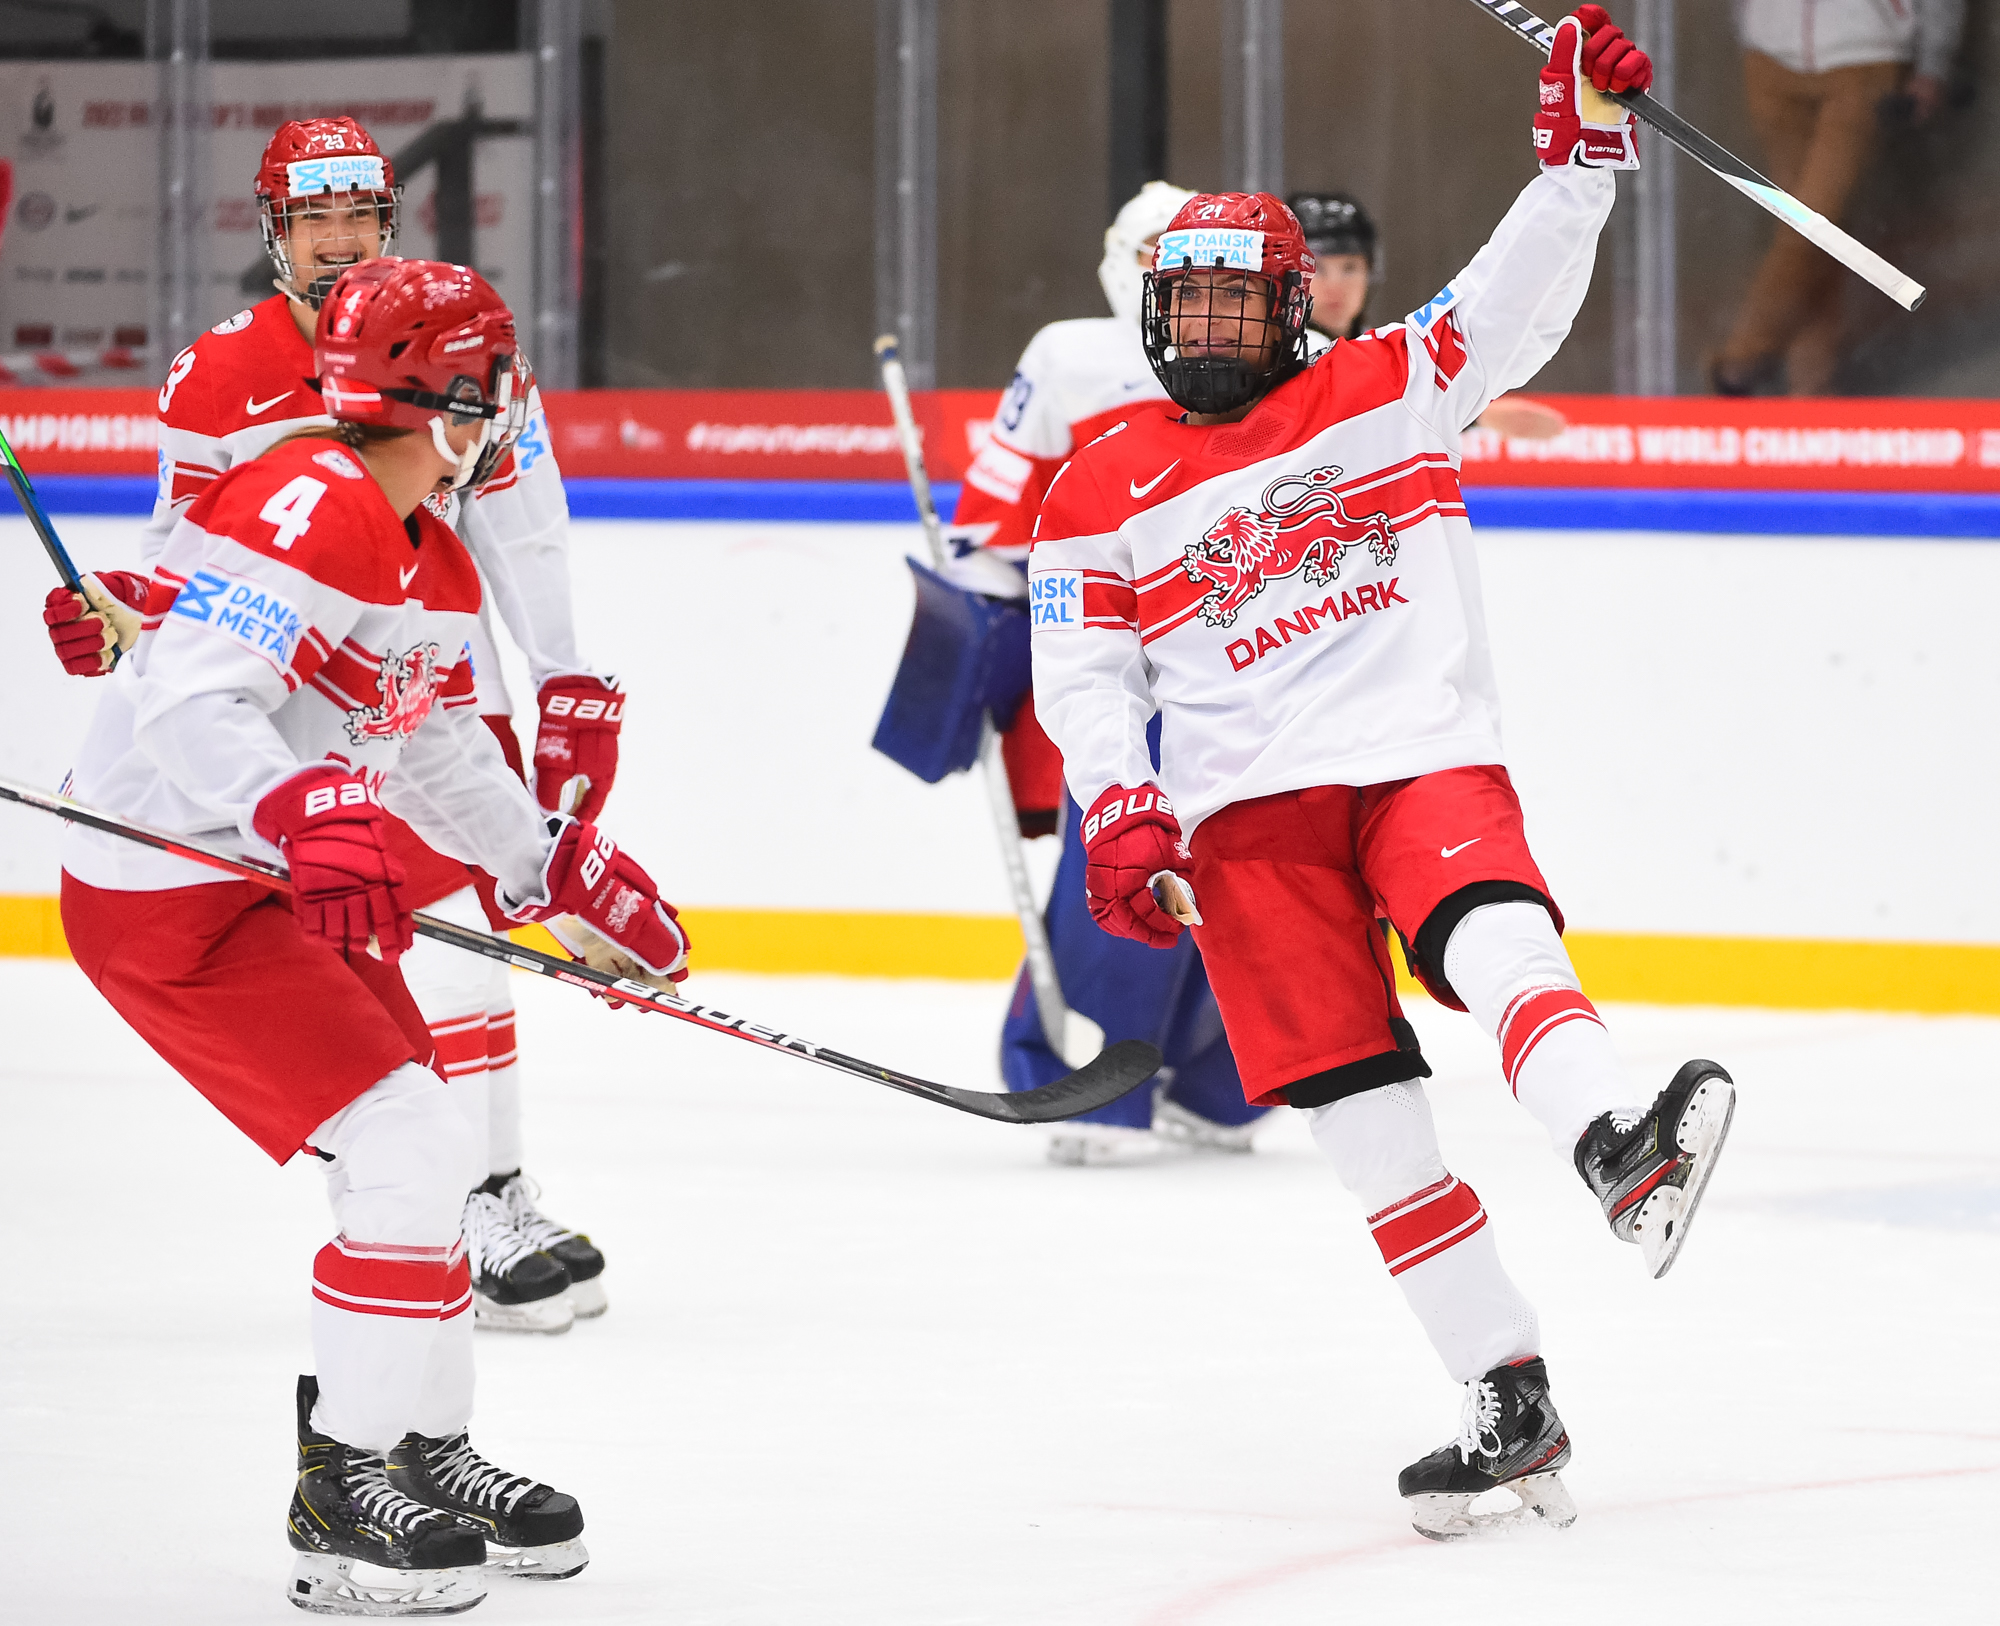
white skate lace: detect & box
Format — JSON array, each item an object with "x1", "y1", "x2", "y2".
[
  {"x1": 1455, "y1": 1379, "x2": 1504, "y2": 1464},
  {"x1": 345, "y1": 1455, "x2": 448, "y2": 1532},
  {"x1": 500, "y1": 1174, "x2": 578, "y2": 1251},
  {"x1": 462, "y1": 1190, "x2": 542, "y2": 1276},
  {"x1": 423, "y1": 1432, "x2": 538, "y2": 1515}
]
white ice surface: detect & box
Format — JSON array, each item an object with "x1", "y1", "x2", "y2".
[{"x1": 3, "y1": 958, "x2": 1997, "y2": 1624}]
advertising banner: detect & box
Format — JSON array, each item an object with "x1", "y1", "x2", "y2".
[
  {"x1": 5, "y1": 388, "x2": 2000, "y2": 496},
  {"x1": 0, "y1": 56, "x2": 533, "y2": 386}
]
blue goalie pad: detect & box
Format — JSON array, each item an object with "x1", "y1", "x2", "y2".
[{"x1": 871, "y1": 558, "x2": 1031, "y2": 784}]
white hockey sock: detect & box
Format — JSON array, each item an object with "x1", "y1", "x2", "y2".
[
  {"x1": 1443, "y1": 900, "x2": 1651, "y2": 1155},
  {"x1": 1310, "y1": 1083, "x2": 1540, "y2": 1384},
  {"x1": 308, "y1": 1061, "x2": 479, "y2": 1452},
  {"x1": 410, "y1": 1294, "x2": 476, "y2": 1440},
  {"x1": 486, "y1": 994, "x2": 524, "y2": 1177}
]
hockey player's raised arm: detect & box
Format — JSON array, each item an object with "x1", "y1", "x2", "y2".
[
  {"x1": 1407, "y1": 6, "x2": 1646, "y2": 433},
  {"x1": 1025, "y1": 461, "x2": 1158, "y2": 809}
]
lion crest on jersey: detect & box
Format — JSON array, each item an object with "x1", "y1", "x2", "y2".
[
  {"x1": 344, "y1": 641, "x2": 444, "y2": 744},
  {"x1": 1181, "y1": 465, "x2": 1398, "y2": 628}
]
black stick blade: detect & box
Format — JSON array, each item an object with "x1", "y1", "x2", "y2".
[{"x1": 930, "y1": 1039, "x2": 1164, "y2": 1124}]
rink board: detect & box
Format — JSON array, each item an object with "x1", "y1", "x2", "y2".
[{"x1": 3, "y1": 514, "x2": 1997, "y2": 1012}]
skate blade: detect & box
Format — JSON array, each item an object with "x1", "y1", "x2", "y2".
[
  {"x1": 1638, "y1": 1075, "x2": 1737, "y2": 1280},
  {"x1": 472, "y1": 1291, "x2": 575, "y2": 1335},
  {"x1": 1406, "y1": 1471, "x2": 1578, "y2": 1541},
  {"x1": 1045, "y1": 1127, "x2": 1170, "y2": 1167},
  {"x1": 1151, "y1": 1099, "x2": 1259, "y2": 1154},
  {"x1": 486, "y1": 1537, "x2": 589, "y2": 1581},
  {"x1": 287, "y1": 1553, "x2": 487, "y2": 1616},
  {"x1": 566, "y1": 1276, "x2": 608, "y2": 1319}
]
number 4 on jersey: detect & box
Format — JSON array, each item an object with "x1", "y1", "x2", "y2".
[{"x1": 259, "y1": 475, "x2": 327, "y2": 551}]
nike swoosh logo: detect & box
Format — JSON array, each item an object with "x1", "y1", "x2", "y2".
[
  {"x1": 398, "y1": 562, "x2": 419, "y2": 589},
  {"x1": 245, "y1": 391, "x2": 294, "y2": 416},
  {"x1": 1440, "y1": 839, "x2": 1482, "y2": 859},
  {"x1": 1130, "y1": 460, "x2": 1180, "y2": 500}
]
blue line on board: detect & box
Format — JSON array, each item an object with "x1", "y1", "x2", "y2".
[{"x1": 14, "y1": 475, "x2": 2000, "y2": 538}]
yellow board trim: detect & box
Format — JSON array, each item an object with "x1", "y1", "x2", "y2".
[{"x1": 4, "y1": 894, "x2": 1997, "y2": 1015}]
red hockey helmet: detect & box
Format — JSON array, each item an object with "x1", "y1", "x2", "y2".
[
  {"x1": 314, "y1": 259, "x2": 531, "y2": 492},
  {"x1": 1141, "y1": 192, "x2": 1316, "y2": 414},
  {"x1": 256, "y1": 117, "x2": 401, "y2": 309}
]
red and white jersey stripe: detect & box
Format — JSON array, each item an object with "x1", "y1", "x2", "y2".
[
  {"x1": 1027, "y1": 167, "x2": 1615, "y2": 836},
  {"x1": 63, "y1": 437, "x2": 550, "y2": 901}
]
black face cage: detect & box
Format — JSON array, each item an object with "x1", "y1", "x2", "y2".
[
  {"x1": 1141, "y1": 266, "x2": 1312, "y2": 416},
  {"x1": 260, "y1": 188, "x2": 404, "y2": 309}
]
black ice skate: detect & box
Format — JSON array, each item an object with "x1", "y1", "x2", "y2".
[
  {"x1": 286, "y1": 1375, "x2": 487, "y2": 1617},
  {"x1": 1576, "y1": 1059, "x2": 1736, "y2": 1279},
  {"x1": 488, "y1": 1170, "x2": 608, "y2": 1319},
  {"x1": 1398, "y1": 1357, "x2": 1577, "y2": 1541},
  {"x1": 462, "y1": 1189, "x2": 573, "y2": 1334},
  {"x1": 390, "y1": 1430, "x2": 589, "y2": 1580}
]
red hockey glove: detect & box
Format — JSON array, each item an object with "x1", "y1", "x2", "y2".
[
  {"x1": 1081, "y1": 784, "x2": 1193, "y2": 950},
  {"x1": 507, "y1": 816, "x2": 689, "y2": 981},
  {"x1": 1534, "y1": 7, "x2": 1648, "y2": 170},
  {"x1": 532, "y1": 674, "x2": 623, "y2": 823},
  {"x1": 252, "y1": 765, "x2": 414, "y2": 962},
  {"x1": 42, "y1": 570, "x2": 149, "y2": 676}
]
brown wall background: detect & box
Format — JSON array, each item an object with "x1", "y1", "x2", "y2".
[{"x1": 603, "y1": 0, "x2": 2000, "y2": 396}]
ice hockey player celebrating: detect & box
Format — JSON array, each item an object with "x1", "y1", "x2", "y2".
[
  {"x1": 944, "y1": 180, "x2": 1265, "y2": 1163},
  {"x1": 56, "y1": 259, "x2": 689, "y2": 1611},
  {"x1": 41, "y1": 116, "x2": 619, "y2": 1333},
  {"x1": 1026, "y1": 9, "x2": 1734, "y2": 1536}
]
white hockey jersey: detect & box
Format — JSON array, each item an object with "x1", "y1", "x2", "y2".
[
  {"x1": 145, "y1": 293, "x2": 591, "y2": 714},
  {"x1": 1028, "y1": 166, "x2": 1615, "y2": 838},
  {"x1": 64, "y1": 435, "x2": 552, "y2": 900}
]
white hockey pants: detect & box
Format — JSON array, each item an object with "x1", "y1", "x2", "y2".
[
  {"x1": 397, "y1": 885, "x2": 525, "y2": 1177},
  {"x1": 306, "y1": 1061, "x2": 481, "y2": 1452}
]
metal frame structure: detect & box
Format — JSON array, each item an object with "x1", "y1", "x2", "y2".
[
  {"x1": 874, "y1": 0, "x2": 939, "y2": 391},
  {"x1": 1222, "y1": 0, "x2": 1284, "y2": 197},
  {"x1": 149, "y1": 0, "x2": 211, "y2": 365}
]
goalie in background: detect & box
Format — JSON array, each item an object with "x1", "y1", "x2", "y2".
[{"x1": 872, "y1": 181, "x2": 1265, "y2": 1165}]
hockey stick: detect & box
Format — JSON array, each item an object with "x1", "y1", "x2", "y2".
[
  {"x1": 873, "y1": 334, "x2": 1107, "y2": 1071},
  {"x1": 1, "y1": 422, "x2": 87, "y2": 590},
  {"x1": 1455, "y1": 0, "x2": 1925, "y2": 311},
  {"x1": 0, "y1": 774, "x2": 1160, "y2": 1126},
  {"x1": 1, "y1": 422, "x2": 135, "y2": 672}
]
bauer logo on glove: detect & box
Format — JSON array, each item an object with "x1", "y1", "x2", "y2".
[{"x1": 504, "y1": 815, "x2": 689, "y2": 981}]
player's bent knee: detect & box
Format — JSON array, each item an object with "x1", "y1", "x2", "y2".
[
  {"x1": 1411, "y1": 882, "x2": 1559, "y2": 1011},
  {"x1": 1435, "y1": 894, "x2": 1576, "y2": 1030}
]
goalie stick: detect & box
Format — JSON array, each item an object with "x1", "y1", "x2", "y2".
[
  {"x1": 1455, "y1": 0, "x2": 1926, "y2": 311},
  {"x1": 874, "y1": 333, "x2": 1107, "y2": 1070},
  {"x1": 0, "y1": 774, "x2": 1162, "y2": 1126}
]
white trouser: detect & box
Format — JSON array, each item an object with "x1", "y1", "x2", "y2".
[
  {"x1": 1443, "y1": 900, "x2": 1650, "y2": 1153},
  {"x1": 397, "y1": 885, "x2": 525, "y2": 1178},
  {"x1": 306, "y1": 1061, "x2": 481, "y2": 1452}
]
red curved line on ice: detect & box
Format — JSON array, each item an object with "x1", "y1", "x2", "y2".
[{"x1": 1131, "y1": 1461, "x2": 2000, "y2": 1626}]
